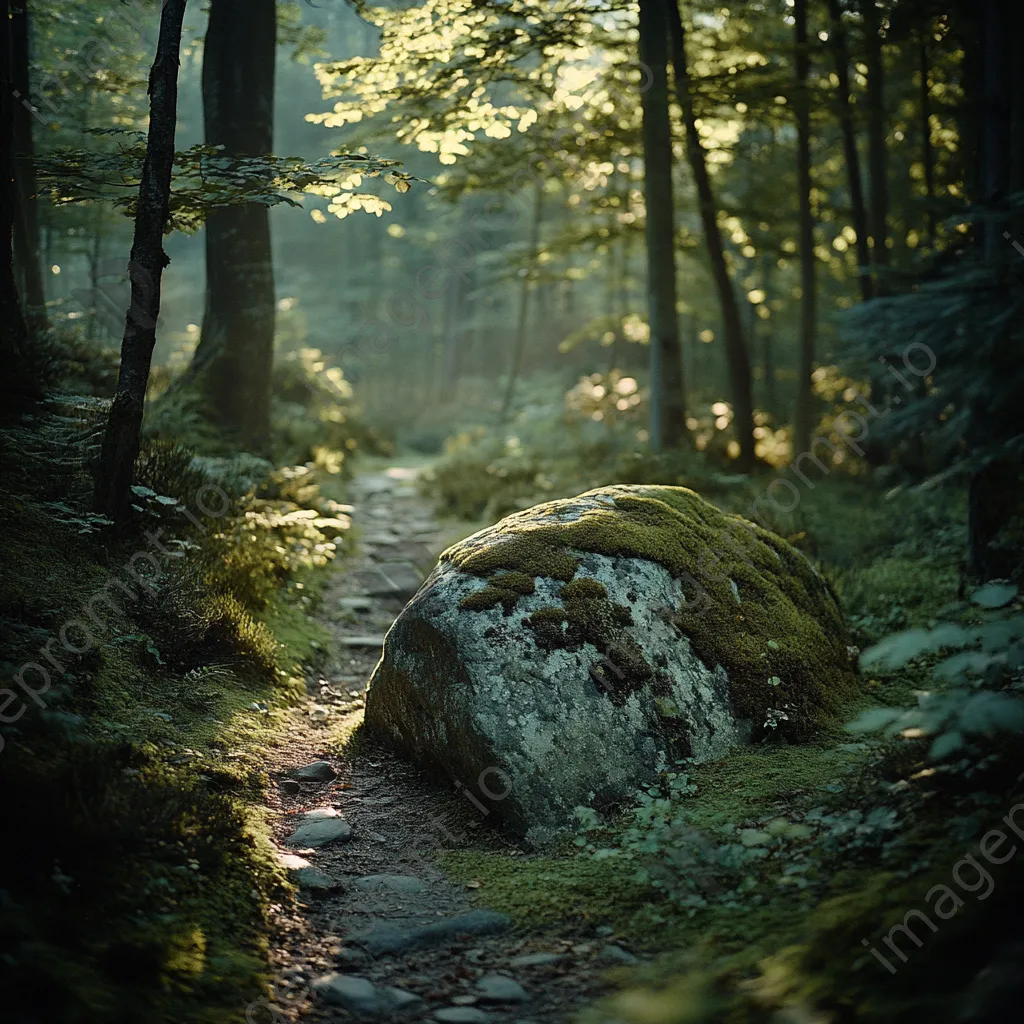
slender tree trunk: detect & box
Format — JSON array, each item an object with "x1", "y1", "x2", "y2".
[
  {"x1": 500, "y1": 183, "x2": 544, "y2": 422},
  {"x1": 94, "y1": 0, "x2": 188, "y2": 524},
  {"x1": 967, "y1": 0, "x2": 1016, "y2": 579},
  {"x1": 861, "y1": 0, "x2": 890, "y2": 293},
  {"x1": 760, "y1": 253, "x2": 777, "y2": 417},
  {"x1": 10, "y1": 2, "x2": 46, "y2": 330},
  {"x1": 1, "y1": 0, "x2": 38, "y2": 412},
  {"x1": 638, "y1": 0, "x2": 687, "y2": 451},
  {"x1": 667, "y1": 0, "x2": 753, "y2": 468},
  {"x1": 826, "y1": 0, "x2": 873, "y2": 300},
  {"x1": 918, "y1": 33, "x2": 937, "y2": 245},
  {"x1": 185, "y1": 0, "x2": 276, "y2": 452},
  {"x1": 792, "y1": 0, "x2": 817, "y2": 457}
]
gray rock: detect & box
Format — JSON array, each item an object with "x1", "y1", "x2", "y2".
[
  {"x1": 433, "y1": 1009, "x2": 492, "y2": 1024},
  {"x1": 311, "y1": 975, "x2": 380, "y2": 1014},
  {"x1": 291, "y1": 760, "x2": 337, "y2": 782},
  {"x1": 311, "y1": 974, "x2": 421, "y2": 1016},
  {"x1": 354, "y1": 561, "x2": 425, "y2": 601},
  {"x1": 286, "y1": 808, "x2": 353, "y2": 848},
  {"x1": 474, "y1": 974, "x2": 530, "y2": 1004},
  {"x1": 365, "y1": 486, "x2": 853, "y2": 842},
  {"x1": 339, "y1": 635, "x2": 386, "y2": 648},
  {"x1": 339, "y1": 597, "x2": 375, "y2": 612},
  {"x1": 382, "y1": 987, "x2": 423, "y2": 1011},
  {"x1": 280, "y1": 854, "x2": 342, "y2": 892},
  {"x1": 507, "y1": 952, "x2": 566, "y2": 968},
  {"x1": 280, "y1": 779, "x2": 301, "y2": 795},
  {"x1": 598, "y1": 944, "x2": 639, "y2": 965},
  {"x1": 348, "y1": 909, "x2": 511, "y2": 957},
  {"x1": 353, "y1": 874, "x2": 428, "y2": 894}
]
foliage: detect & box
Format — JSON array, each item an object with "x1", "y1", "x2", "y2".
[{"x1": 35, "y1": 135, "x2": 417, "y2": 232}]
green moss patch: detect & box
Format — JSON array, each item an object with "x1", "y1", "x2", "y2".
[
  {"x1": 459, "y1": 570, "x2": 537, "y2": 613},
  {"x1": 445, "y1": 486, "x2": 855, "y2": 736}
]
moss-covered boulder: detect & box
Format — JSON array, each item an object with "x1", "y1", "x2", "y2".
[{"x1": 364, "y1": 485, "x2": 855, "y2": 843}]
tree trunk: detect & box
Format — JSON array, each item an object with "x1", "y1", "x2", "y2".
[
  {"x1": 861, "y1": 0, "x2": 890, "y2": 293},
  {"x1": 185, "y1": 0, "x2": 276, "y2": 453},
  {"x1": 500, "y1": 183, "x2": 544, "y2": 422},
  {"x1": 1, "y1": 0, "x2": 35, "y2": 411},
  {"x1": 826, "y1": 0, "x2": 873, "y2": 300},
  {"x1": 10, "y1": 2, "x2": 46, "y2": 330},
  {"x1": 918, "y1": 33, "x2": 937, "y2": 245},
  {"x1": 967, "y1": 0, "x2": 1016, "y2": 579},
  {"x1": 667, "y1": 0, "x2": 753, "y2": 468},
  {"x1": 638, "y1": 0, "x2": 687, "y2": 451},
  {"x1": 94, "y1": 0, "x2": 188, "y2": 524},
  {"x1": 760, "y1": 252, "x2": 777, "y2": 418},
  {"x1": 792, "y1": 0, "x2": 817, "y2": 457}
]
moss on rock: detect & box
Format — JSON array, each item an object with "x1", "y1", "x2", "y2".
[
  {"x1": 444, "y1": 485, "x2": 855, "y2": 736},
  {"x1": 459, "y1": 570, "x2": 537, "y2": 613}
]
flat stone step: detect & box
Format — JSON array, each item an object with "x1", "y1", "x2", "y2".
[
  {"x1": 286, "y1": 808, "x2": 354, "y2": 848},
  {"x1": 347, "y1": 909, "x2": 511, "y2": 957}
]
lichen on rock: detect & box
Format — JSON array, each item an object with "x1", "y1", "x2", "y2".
[{"x1": 364, "y1": 485, "x2": 856, "y2": 842}]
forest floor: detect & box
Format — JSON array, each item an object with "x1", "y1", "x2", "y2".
[{"x1": 254, "y1": 465, "x2": 633, "y2": 1024}]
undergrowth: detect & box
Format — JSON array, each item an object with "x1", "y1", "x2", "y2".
[
  {"x1": 0, "y1": 337, "x2": 349, "y2": 1024},
  {"x1": 428, "y1": 404, "x2": 1024, "y2": 1023}
]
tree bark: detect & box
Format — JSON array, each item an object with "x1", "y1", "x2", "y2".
[
  {"x1": 861, "y1": 0, "x2": 890, "y2": 293},
  {"x1": 10, "y1": 2, "x2": 46, "y2": 330},
  {"x1": 0, "y1": 0, "x2": 34, "y2": 410},
  {"x1": 792, "y1": 0, "x2": 817, "y2": 457},
  {"x1": 639, "y1": 0, "x2": 687, "y2": 451},
  {"x1": 500, "y1": 183, "x2": 544, "y2": 422},
  {"x1": 826, "y1": 0, "x2": 873, "y2": 300},
  {"x1": 918, "y1": 33, "x2": 937, "y2": 245},
  {"x1": 966, "y1": 0, "x2": 1016, "y2": 579},
  {"x1": 667, "y1": 0, "x2": 753, "y2": 468},
  {"x1": 94, "y1": 0, "x2": 187, "y2": 524},
  {"x1": 185, "y1": 0, "x2": 276, "y2": 453}
]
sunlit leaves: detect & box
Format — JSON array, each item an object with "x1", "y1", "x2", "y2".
[{"x1": 34, "y1": 135, "x2": 416, "y2": 230}]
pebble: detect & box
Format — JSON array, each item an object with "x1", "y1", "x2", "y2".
[
  {"x1": 353, "y1": 874, "x2": 427, "y2": 894},
  {"x1": 286, "y1": 808, "x2": 353, "y2": 848},
  {"x1": 433, "y1": 1009, "x2": 492, "y2": 1024},
  {"x1": 348, "y1": 910, "x2": 511, "y2": 957},
  {"x1": 507, "y1": 952, "x2": 566, "y2": 968},
  {"x1": 280, "y1": 779, "x2": 301, "y2": 795},
  {"x1": 291, "y1": 760, "x2": 337, "y2": 782},
  {"x1": 311, "y1": 974, "x2": 422, "y2": 1016},
  {"x1": 473, "y1": 974, "x2": 530, "y2": 1004},
  {"x1": 278, "y1": 854, "x2": 341, "y2": 892},
  {"x1": 598, "y1": 944, "x2": 639, "y2": 965}
]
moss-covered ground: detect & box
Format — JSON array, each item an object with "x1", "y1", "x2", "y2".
[{"x1": 0, "y1": 436, "x2": 344, "y2": 1024}]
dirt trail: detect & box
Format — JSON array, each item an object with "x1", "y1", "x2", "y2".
[{"x1": 255, "y1": 467, "x2": 632, "y2": 1024}]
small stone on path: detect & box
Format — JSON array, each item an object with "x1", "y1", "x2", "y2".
[
  {"x1": 433, "y1": 1009, "x2": 492, "y2": 1024},
  {"x1": 474, "y1": 974, "x2": 530, "y2": 1004},
  {"x1": 348, "y1": 910, "x2": 511, "y2": 957},
  {"x1": 339, "y1": 636, "x2": 386, "y2": 648},
  {"x1": 507, "y1": 952, "x2": 566, "y2": 968},
  {"x1": 287, "y1": 808, "x2": 353, "y2": 848},
  {"x1": 598, "y1": 944, "x2": 639, "y2": 965},
  {"x1": 311, "y1": 975, "x2": 422, "y2": 1016},
  {"x1": 280, "y1": 779, "x2": 301, "y2": 795},
  {"x1": 353, "y1": 874, "x2": 427, "y2": 894},
  {"x1": 279, "y1": 854, "x2": 341, "y2": 892},
  {"x1": 291, "y1": 760, "x2": 337, "y2": 782}
]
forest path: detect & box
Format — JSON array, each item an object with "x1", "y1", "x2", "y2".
[{"x1": 256, "y1": 465, "x2": 629, "y2": 1024}]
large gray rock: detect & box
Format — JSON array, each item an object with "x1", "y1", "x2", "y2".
[{"x1": 365, "y1": 486, "x2": 854, "y2": 843}]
